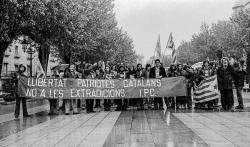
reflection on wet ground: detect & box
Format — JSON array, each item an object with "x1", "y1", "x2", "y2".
[
  {"x1": 174, "y1": 112, "x2": 250, "y2": 147},
  {"x1": 168, "y1": 107, "x2": 250, "y2": 113},
  {"x1": 0, "y1": 111, "x2": 56, "y2": 139},
  {"x1": 0, "y1": 99, "x2": 47, "y2": 115},
  {"x1": 104, "y1": 110, "x2": 208, "y2": 147},
  {"x1": 0, "y1": 111, "x2": 120, "y2": 147}
]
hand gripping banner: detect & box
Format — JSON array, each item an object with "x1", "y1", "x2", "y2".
[{"x1": 18, "y1": 76, "x2": 187, "y2": 99}]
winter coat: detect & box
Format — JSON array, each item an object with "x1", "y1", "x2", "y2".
[
  {"x1": 135, "y1": 69, "x2": 143, "y2": 79},
  {"x1": 141, "y1": 69, "x2": 150, "y2": 79},
  {"x1": 217, "y1": 65, "x2": 234, "y2": 90},
  {"x1": 232, "y1": 70, "x2": 248, "y2": 88},
  {"x1": 167, "y1": 70, "x2": 177, "y2": 77},
  {"x1": 149, "y1": 66, "x2": 167, "y2": 78}
]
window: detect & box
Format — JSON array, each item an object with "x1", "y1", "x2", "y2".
[
  {"x1": 22, "y1": 44, "x2": 27, "y2": 52},
  {"x1": 3, "y1": 63, "x2": 8, "y2": 76},
  {"x1": 15, "y1": 64, "x2": 19, "y2": 71},
  {"x1": 15, "y1": 46, "x2": 19, "y2": 54},
  {"x1": 27, "y1": 65, "x2": 31, "y2": 76}
]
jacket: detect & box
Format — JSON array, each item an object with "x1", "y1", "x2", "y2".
[
  {"x1": 141, "y1": 69, "x2": 150, "y2": 79},
  {"x1": 217, "y1": 65, "x2": 234, "y2": 90},
  {"x1": 232, "y1": 70, "x2": 248, "y2": 88},
  {"x1": 149, "y1": 66, "x2": 166, "y2": 78}
]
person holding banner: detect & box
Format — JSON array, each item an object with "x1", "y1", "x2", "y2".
[
  {"x1": 14, "y1": 64, "x2": 31, "y2": 118},
  {"x1": 104, "y1": 65, "x2": 112, "y2": 111},
  {"x1": 166, "y1": 64, "x2": 178, "y2": 108},
  {"x1": 217, "y1": 57, "x2": 234, "y2": 111},
  {"x1": 175, "y1": 63, "x2": 187, "y2": 109},
  {"x1": 116, "y1": 64, "x2": 128, "y2": 111},
  {"x1": 200, "y1": 60, "x2": 216, "y2": 109},
  {"x1": 135, "y1": 63, "x2": 144, "y2": 110},
  {"x1": 70, "y1": 64, "x2": 80, "y2": 114},
  {"x1": 63, "y1": 67, "x2": 71, "y2": 114},
  {"x1": 185, "y1": 66, "x2": 195, "y2": 109},
  {"x1": 110, "y1": 65, "x2": 118, "y2": 109},
  {"x1": 127, "y1": 65, "x2": 136, "y2": 107},
  {"x1": 149, "y1": 59, "x2": 167, "y2": 110},
  {"x1": 94, "y1": 61, "x2": 105, "y2": 109},
  {"x1": 85, "y1": 65, "x2": 95, "y2": 113},
  {"x1": 64, "y1": 64, "x2": 80, "y2": 115},
  {"x1": 111, "y1": 65, "x2": 118, "y2": 78},
  {"x1": 48, "y1": 70, "x2": 59, "y2": 115},
  {"x1": 142, "y1": 64, "x2": 152, "y2": 109}
]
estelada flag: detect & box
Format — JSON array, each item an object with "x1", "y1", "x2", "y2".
[
  {"x1": 166, "y1": 33, "x2": 176, "y2": 64},
  {"x1": 193, "y1": 75, "x2": 220, "y2": 103},
  {"x1": 154, "y1": 35, "x2": 161, "y2": 60}
]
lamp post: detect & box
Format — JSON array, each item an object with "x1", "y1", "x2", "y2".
[{"x1": 22, "y1": 38, "x2": 36, "y2": 77}]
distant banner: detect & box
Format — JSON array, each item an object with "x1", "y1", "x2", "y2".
[{"x1": 18, "y1": 76, "x2": 187, "y2": 99}]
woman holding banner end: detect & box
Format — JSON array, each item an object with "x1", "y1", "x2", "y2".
[{"x1": 14, "y1": 64, "x2": 31, "y2": 118}]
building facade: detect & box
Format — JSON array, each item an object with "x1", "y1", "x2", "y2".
[{"x1": 1, "y1": 36, "x2": 44, "y2": 78}]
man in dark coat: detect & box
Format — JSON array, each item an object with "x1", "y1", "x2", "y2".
[
  {"x1": 232, "y1": 62, "x2": 248, "y2": 109},
  {"x1": 116, "y1": 64, "x2": 128, "y2": 111},
  {"x1": 217, "y1": 57, "x2": 234, "y2": 111},
  {"x1": 149, "y1": 59, "x2": 167, "y2": 110},
  {"x1": 135, "y1": 63, "x2": 144, "y2": 110}
]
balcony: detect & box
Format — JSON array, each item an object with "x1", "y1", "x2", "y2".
[
  {"x1": 27, "y1": 57, "x2": 34, "y2": 60},
  {"x1": 4, "y1": 50, "x2": 11, "y2": 57},
  {"x1": 14, "y1": 53, "x2": 20, "y2": 59},
  {"x1": 4, "y1": 54, "x2": 10, "y2": 57}
]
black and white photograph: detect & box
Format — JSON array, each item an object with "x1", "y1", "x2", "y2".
[{"x1": 0, "y1": 0, "x2": 250, "y2": 146}]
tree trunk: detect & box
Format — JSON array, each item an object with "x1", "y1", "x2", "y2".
[
  {"x1": 38, "y1": 43, "x2": 50, "y2": 75},
  {"x1": 0, "y1": 42, "x2": 11, "y2": 77}
]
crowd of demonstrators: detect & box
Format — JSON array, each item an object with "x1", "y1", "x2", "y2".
[
  {"x1": 13, "y1": 57, "x2": 248, "y2": 118},
  {"x1": 164, "y1": 57, "x2": 248, "y2": 111}
]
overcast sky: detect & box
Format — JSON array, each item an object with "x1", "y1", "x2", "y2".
[{"x1": 114, "y1": 0, "x2": 236, "y2": 63}]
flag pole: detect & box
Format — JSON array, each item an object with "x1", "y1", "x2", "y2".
[
  {"x1": 151, "y1": 34, "x2": 161, "y2": 66},
  {"x1": 162, "y1": 32, "x2": 173, "y2": 65}
]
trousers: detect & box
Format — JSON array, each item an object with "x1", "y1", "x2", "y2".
[
  {"x1": 15, "y1": 97, "x2": 28, "y2": 116},
  {"x1": 220, "y1": 89, "x2": 234, "y2": 110}
]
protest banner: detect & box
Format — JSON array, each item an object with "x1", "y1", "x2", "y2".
[{"x1": 18, "y1": 76, "x2": 187, "y2": 99}]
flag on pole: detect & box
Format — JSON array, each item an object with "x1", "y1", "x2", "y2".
[
  {"x1": 155, "y1": 35, "x2": 161, "y2": 60},
  {"x1": 193, "y1": 75, "x2": 220, "y2": 103},
  {"x1": 166, "y1": 33, "x2": 176, "y2": 64}
]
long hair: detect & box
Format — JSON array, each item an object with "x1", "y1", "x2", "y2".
[{"x1": 145, "y1": 64, "x2": 151, "y2": 71}]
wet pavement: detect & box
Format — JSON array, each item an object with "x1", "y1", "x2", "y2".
[
  {"x1": 174, "y1": 112, "x2": 250, "y2": 147},
  {"x1": 0, "y1": 111, "x2": 56, "y2": 139},
  {"x1": 0, "y1": 93, "x2": 249, "y2": 147},
  {"x1": 0, "y1": 99, "x2": 47, "y2": 115}
]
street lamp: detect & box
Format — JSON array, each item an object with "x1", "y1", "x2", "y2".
[{"x1": 22, "y1": 38, "x2": 36, "y2": 77}]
